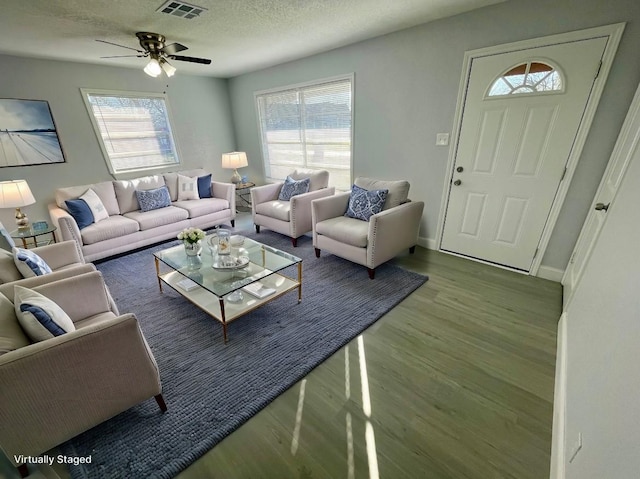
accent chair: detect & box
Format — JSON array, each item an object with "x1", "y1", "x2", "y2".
[
  {"x1": 312, "y1": 177, "x2": 424, "y2": 279},
  {"x1": 251, "y1": 169, "x2": 335, "y2": 246}
]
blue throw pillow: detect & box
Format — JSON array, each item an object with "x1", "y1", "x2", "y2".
[
  {"x1": 0, "y1": 227, "x2": 15, "y2": 251},
  {"x1": 12, "y1": 247, "x2": 53, "y2": 278},
  {"x1": 345, "y1": 184, "x2": 389, "y2": 221},
  {"x1": 14, "y1": 285, "x2": 75, "y2": 342},
  {"x1": 136, "y1": 186, "x2": 172, "y2": 212},
  {"x1": 197, "y1": 174, "x2": 212, "y2": 198},
  {"x1": 65, "y1": 198, "x2": 94, "y2": 229},
  {"x1": 278, "y1": 176, "x2": 310, "y2": 201}
]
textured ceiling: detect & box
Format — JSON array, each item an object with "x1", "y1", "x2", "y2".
[{"x1": 0, "y1": 0, "x2": 504, "y2": 78}]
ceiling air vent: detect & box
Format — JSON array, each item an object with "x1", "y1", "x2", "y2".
[{"x1": 156, "y1": 1, "x2": 207, "y2": 19}]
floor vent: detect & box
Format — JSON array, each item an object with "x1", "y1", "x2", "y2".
[{"x1": 156, "y1": 1, "x2": 207, "y2": 19}]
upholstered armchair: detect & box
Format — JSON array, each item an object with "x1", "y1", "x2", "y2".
[
  {"x1": 251, "y1": 169, "x2": 335, "y2": 246},
  {"x1": 0, "y1": 271, "x2": 165, "y2": 478},
  {"x1": 312, "y1": 178, "x2": 424, "y2": 279}
]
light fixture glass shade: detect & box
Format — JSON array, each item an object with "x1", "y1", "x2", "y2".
[
  {"x1": 221, "y1": 152, "x2": 248, "y2": 184},
  {"x1": 144, "y1": 58, "x2": 162, "y2": 77},
  {"x1": 0, "y1": 180, "x2": 36, "y2": 230},
  {"x1": 161, "y1": 59, "x2": 177, "y2": 77}
]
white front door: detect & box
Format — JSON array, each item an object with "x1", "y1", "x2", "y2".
[{"x1": 441, "y1": 37, "x2": 607, "y2": 271}]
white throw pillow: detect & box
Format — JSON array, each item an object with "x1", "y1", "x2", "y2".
[
  {"x1": 80, "y1": 188, "x2": 109, "y2": 223},
  {"x1": 12, "y1": 247, "x2": 52, "y2": 278},
  {"x1": 177, "y1": 174, "x2": 200, "y2": 201},
  {"x1": 14, "y1": 286, "x2": 75, "y2": 342}
]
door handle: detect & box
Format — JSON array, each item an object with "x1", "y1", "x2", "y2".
[
  {"x1": 453, "y1": 179, "x2": 462, "y2": 186},
  {"x1": 594, "y1": 202, "x2": 609, "y2": 211}
]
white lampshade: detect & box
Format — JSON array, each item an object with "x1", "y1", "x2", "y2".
[
  {"x1": 161, "y1": 59, "x2": 177, "y2": 77},
  {"x1": 221, "y1": 152, "x2": 248, "y2": 169},
  {"x1": 0, "y1": 180, "x2": 36, "y2": 208},
  {"x1": 144, "y1": 58, "x2": 162, "y2": 77}
]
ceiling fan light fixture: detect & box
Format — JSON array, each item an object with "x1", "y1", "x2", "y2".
[
  {"x1": 144, "y1": 57, "x2": 162, "y2": 77},
  {"x1": 161, "y1": 59, "x2": 177, "y2": 77}
]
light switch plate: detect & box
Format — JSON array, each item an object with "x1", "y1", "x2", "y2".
[{"x1": 436, "y1": 133, "x2": 449, "y2": 146}]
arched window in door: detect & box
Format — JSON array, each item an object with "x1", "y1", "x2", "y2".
[{"x1": 487, "y1": 61, "x2": 563, "y2": 97}]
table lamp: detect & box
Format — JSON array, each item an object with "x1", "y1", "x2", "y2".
[
  {"x1": 0, "y1": 180, "x2": 36, "y2": 230},
  {"x1": 221, "y1": 152, "x2": 248, "y2": 184}
]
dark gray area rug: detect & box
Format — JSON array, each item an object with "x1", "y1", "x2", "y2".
[{"x1": 61, "y1": 229, "x2": 428, "y2": 478}]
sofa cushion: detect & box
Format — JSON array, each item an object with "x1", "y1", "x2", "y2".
[
  {"x1": 163, "y1": 172, "x2": 179, "y2": 201},
  {"x1": 197, "y1": 174, "x2": 212, "y2": 198},
  {"x1": 13, "y1": 247, "x2": 53, "y2": 278},
  {"x1": 56, "y1": 181, "x2": 120, "y2": 216},
  {"x1": 345, "y1": 185, "x2": 388, "y2": 221},
  {"x1": 354, "y1": 178, "x2": 410, "y2": 210},
  {"x1": 278, "y1": 176, "x2": 310, "y2": 201},
  {"x1": 0, "y1": 292, "x2": 30, "y2": 355},
  {"x1": 80, "y1": 188, "x2": 109, "y2": 223},
  {"x1": 114, "y1": 175, "x2": 166, "y2": 214},
  {"x1": 290, "y1": 169, "x2": 329, "y2": 192},
  {"x1": 80, "y1": 216, "x2": 140, "y2": 245},
  {"x1": 256, "y1": 200, "x2": 291, "y2": 222},
  {"x1": 124, "y1": 206, "x2": 189, "y2": 231},
  {"x1": 65, "y1": 198, "x2": 94, "y2": 229},
  {"x1": 316, "y1": 216, "x2": 369, "y2": 248},
  {"x1": 0, "y1": 250, "x2": 22, "y2": 284},
  {"x1": 135, "y1": 185, "x2": 171, "y2": 212},
  {"x1": 178, "y1": 174, "x2": 199, "y2": 201},
  {"x1": 14, "y1": 285, "x2": 75, "y2": 342},
  {"x1": 173, "y1": 198, "x2": 230, "y2": 218}
]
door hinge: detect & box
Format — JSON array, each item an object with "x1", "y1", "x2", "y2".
[
  {"x1": 533, "y1": 247, "x2": 539, "y2": 259},
  {"x1": 560, "y1": 167, "x2": 567, "y2": 182},
  {"x1": 595, "y1": 60, "x2": 603, "y2": 80},
  {"x1": 569, "y1": 251, "x2": 577, "y2": 265}
]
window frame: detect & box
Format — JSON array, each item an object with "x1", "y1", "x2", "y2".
[
  {"x1": 254, "y1": 74, "x2": 354, "y2": 190},
  {"x1": 485, "y1": 60, "x2": 565, "y2": 99},
  {"x1": 80, "y1": 88, "x2": 181, "y2": 176}
]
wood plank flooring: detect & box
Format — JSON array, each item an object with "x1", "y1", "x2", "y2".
[{"x1": 2, "y1": 218, "x2": 561, "y2": 478}]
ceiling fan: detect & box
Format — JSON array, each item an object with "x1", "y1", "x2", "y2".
[{"x1": 97, "y1": 32, "x2": 212, "y2": 77}]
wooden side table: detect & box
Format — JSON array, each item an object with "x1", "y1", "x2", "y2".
[
  {"x1": 235, "y1": 182, "x2": 255, "y2": 211},
  {"x1": 11, "y1": 223, "x2": 58, "y2": 249}
]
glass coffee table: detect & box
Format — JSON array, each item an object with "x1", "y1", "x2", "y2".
[{"x1": 153, "y1": 235, "x2": 302, "y2": 343}]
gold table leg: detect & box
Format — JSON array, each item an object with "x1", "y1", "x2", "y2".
[{"x1": 154, "y1": 257, "x2": 163, "y2": 293}]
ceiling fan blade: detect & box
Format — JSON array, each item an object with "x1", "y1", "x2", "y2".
[
  {"x1": 168, "y1": 55, "x2": 212, "y2": 65},
  {"x1": 100, "y1": 54, "x2": 147, "y2": 58},
  {"x1": 96, "y1": 39, "x2": 143, "y2": 53},
  {"x1": 162, "y1": 42, "x2": 188, "y2": 55}
]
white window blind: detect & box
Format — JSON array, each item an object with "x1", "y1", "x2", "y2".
[
  {"x1": 82, "y1": 90, "x2": 180, "y2": 175},
  {"x1": 256, "y1": 76, "x2": 353, "y2": 190}
]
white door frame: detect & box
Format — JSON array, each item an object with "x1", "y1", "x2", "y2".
[{"x1": 435, "y1": 23, "x2": 625, "y2": 276}]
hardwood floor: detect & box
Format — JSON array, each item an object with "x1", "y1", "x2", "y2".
[{"x1": 2, "y1": 216, "x2": 561, "y2": 478}]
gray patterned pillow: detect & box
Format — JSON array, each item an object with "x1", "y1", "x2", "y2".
[
  {"x1": 345, "y1": 185, "x2": 388, "y2": 221},
  {"x1": 278, "y1": 176, "x2": 310, "y2": 201},
  {"x1": 135, "y1": 186, "x2": 172, "y2": 212}
]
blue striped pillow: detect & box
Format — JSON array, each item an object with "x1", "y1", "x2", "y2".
[{"x1": 12, "y1": 247, "x2": 52, "y2": 278}]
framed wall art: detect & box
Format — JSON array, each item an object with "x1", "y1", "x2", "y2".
[{"x1": 0, "y1": 98, "x2": 66, "y2": 168}]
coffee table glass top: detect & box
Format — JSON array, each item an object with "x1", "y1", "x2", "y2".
[{"x1": 153, "y1": 235, "x2": 301, "y2": 298}]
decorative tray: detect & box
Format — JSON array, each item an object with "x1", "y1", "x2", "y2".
[{"x1": 212, "y1": 255, "x2": 250, "y2": 270}]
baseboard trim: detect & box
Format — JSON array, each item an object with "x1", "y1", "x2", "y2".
[
  {"x1": 550, "y1": 312, "x2": 568, "y2": 479},
  {"x1": 537, "y1": 265, "x2": 565, "y2": 282},
  {"x1": 418, "y1": 236, "x2": 437, "y2": 250}
]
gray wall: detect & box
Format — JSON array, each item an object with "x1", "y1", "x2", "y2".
[
  {"x1": 227, "y1": 0, "x2": 640, "y2": 271},
  {"x1": 0, "y1": 55, "x2": 235, "y2": 230}
]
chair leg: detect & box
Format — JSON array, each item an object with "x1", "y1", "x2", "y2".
[
  {"x1": 17, "y1": 464, "x2": 28, "y2": 478},
  {"x1": 315, "y1": 248, "x2": 321, "y2": 258},
  {"x1": 231, "y1": 220, "x2": 235, "y2": 228},
  {"x1": 367, "y1": 268, "x2": 375, "y2": 280},
  {"x1": 155, "y1": 394, "x2": 167, "y2": 413},
  {"x1": 291, "y1": 237, "x2": 298, "y2": 247},
  {"x1": 409, "y1": 245, "x2": 416, "y2": 254},
  {"x1": 255, "y1": 225, "x2": 260, "y2": 234}
]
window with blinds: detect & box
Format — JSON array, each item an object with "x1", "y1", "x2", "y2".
[
  {"x1": 255, "y1": 75, "x2": 353, "y2": 190},
  {"x1": 81, "y1": 89, "x2": 180, "y2": 175}
]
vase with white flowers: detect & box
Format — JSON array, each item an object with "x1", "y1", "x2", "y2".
[{"x1": 177, "y1": 227, "x2": 205, "y2": 256}]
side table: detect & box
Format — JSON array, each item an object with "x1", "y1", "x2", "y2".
[
  {"x1": 235, "y1": 182, "x2": 255, "y2": 211},
  {"x1": 10, "y1": 223, "x2": 58, "y2": 249}
]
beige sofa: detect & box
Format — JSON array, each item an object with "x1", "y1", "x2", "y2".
[
  {"x1": 0, "y1": 270, "x2": 165, "y2": 478},
  {"x1": 48, "y1": 168, "x2": 235, "y2": 262}
]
